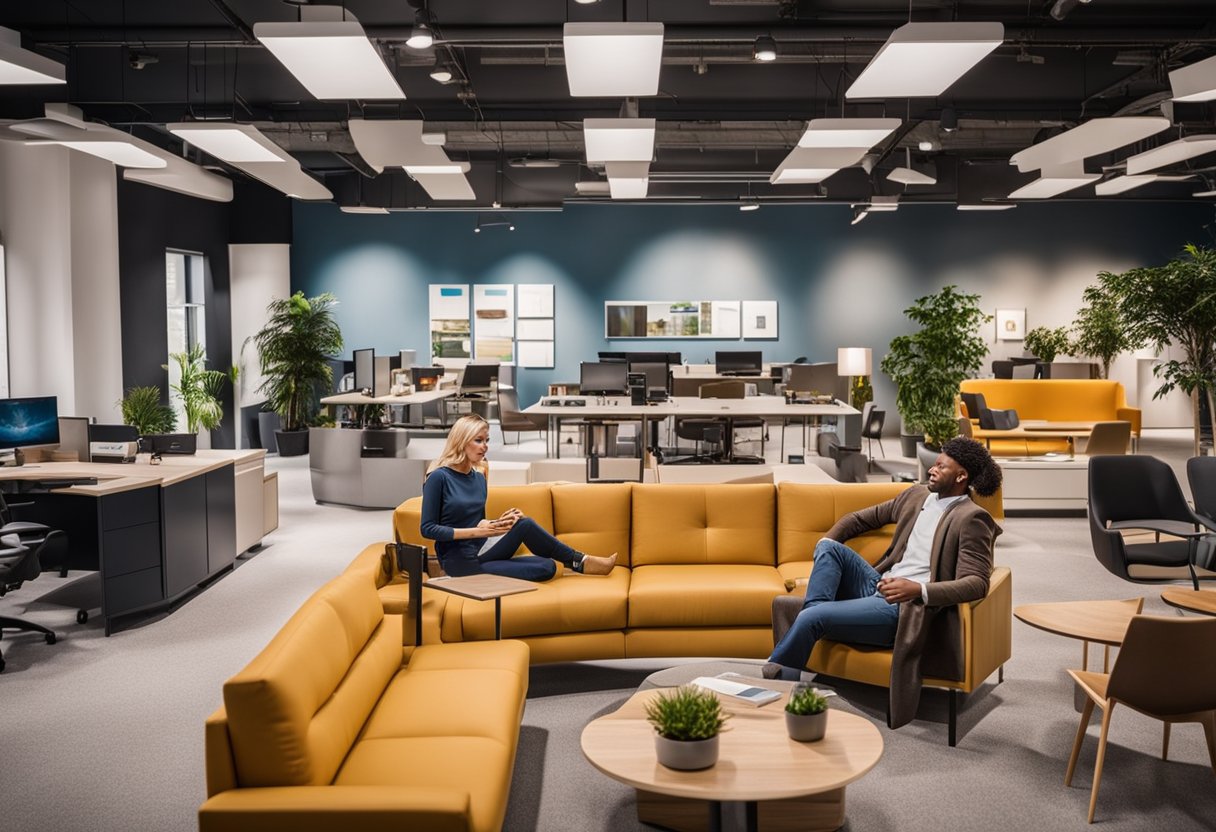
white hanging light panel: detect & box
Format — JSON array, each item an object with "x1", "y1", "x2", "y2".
[
  {"x1": 770, "y1": 147, "x2": 864, "y2": 185},
  {"x1": 1010, "y1": 117, "x2": 1171, "y2": 173},
  {"x1": 605, "y1": 161, "x2": 650, "y2": 199},
  {"x1": 563, "y1": 22, "x2": 664, "y2": 97},
  {"x1": 797, "y1": 118, "x2": 901, "y2": 149},
  {"x1": 583, "y1": 118, "x2": 656, "y2": 163},
  {"x1": 1007, "y1": 162, "x2": 1099, "y2": 199},
  {"x1": 167, "y1": 123, "x2": 290, "y2": 163},
  {"x1": 1125, "y1": 135, "x2": 1216, "y2": 175},
  {"x1": 0, "y1": 27, "x2": 66, "y2": 84},
  {"x1": 1170, "y1": 54, "x2": 1216, "y2": 102},
  {"x1": 846, "y1": 22, "x2": 1004, "y2": 99}
]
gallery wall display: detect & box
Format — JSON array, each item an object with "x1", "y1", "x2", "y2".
[
  {"x1": 514, "y1": 284, "x2": 554, "y2": 368},
  {"x1": 473, "y1": 284, "x2": 515, "y2": 362},
  {"x1": 429, "y1": 284, "x2": 471, "y2": 365},
  {"x1": 605, "y1": 300, "x2": 744, "y2": 339},
  {"x1": 517, "y1": 284, "x2": 554, "y2": 318}
]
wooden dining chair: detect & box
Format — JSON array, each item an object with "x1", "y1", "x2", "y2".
[
  {"x1": 1065, "y1": 614, "x2": 1216, "y2": 823},
  {"x1": 1082, "y1": 421, "x2": 1132, "y2": 456}
]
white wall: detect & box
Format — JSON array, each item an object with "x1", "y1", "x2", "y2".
[
  {"x1": 229, "y1": 243, "x2": 291, "y2": 448},
  {"x1": 0, "y1": 142, "x2": 124, "y2": 421}
]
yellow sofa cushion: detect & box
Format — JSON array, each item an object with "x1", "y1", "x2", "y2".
[
  {"x1": 628, "y1": 564, "x2": 786, "y2": 627},
  {"x1": 485, "y1": 484, "x2": 556, "y2": 554},
  {"x1": 222, "y1": 572, "x2": 401, "y2": 787},
  {"x1": 454, "y1": 569, "x2": 630, "y2": 640},
  {"x1": 631, "y1": 484, "x2": 775, "y2": 566},
  {"x1": 777, "y1": 482, "x2": 909, "y2": 566},
  {"x1": 551, "y1": 483, "x2": 633, "y2": 565}
]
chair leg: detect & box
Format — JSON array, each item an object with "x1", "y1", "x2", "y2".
[
  {"x1": 1162, "y1": 722, "x2": 1171, "y2": 761},
  {"x1": 1088, "y1": 704, "x2": 1115, "y2": 824},
  {"x1": 948, "y1": 689, "x2": 958, "y2": 747},
  {"x1": 1066, "y1": 697, "x2": 1096, "y2": 786},
  {"x1": 1203, "y1": 712, "x2": 1216, "y2": 773}
]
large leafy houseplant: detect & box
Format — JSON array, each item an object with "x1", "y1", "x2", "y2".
[
  {"x1": 1099, "y1": 244, "x2": 1216, "y2": 456},
  {"x1": 1071, "y1": 283, "x2": 1137, "y2": 380},
  {"x1": 1023, "y1": 325, "x2": 1073, "y2": 364},
  {"x1": 880, "y1": 286, "x2": 991, "y2": 447},
  {"x1": 166, "y1": 344, "x2": 231, "y2": 434},
  {"x1": 250, "y1": 292, "x2": 344, "y2": 435},
  {"x1": 119, "y1": 385, "x2": 177, "y2": 435}
]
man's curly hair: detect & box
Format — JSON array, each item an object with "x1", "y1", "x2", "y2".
[{"x1": 940, "y1": 436, "x2": 1002, "y2": 497}]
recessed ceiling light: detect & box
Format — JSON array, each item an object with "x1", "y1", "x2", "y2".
[
  {"x1": 918, "y1": 139, "x2": 937, "y2": 152},
  {"x1": 1125, "y1": 135, "x2": 1216, "y2": 175},
  {"x1": 583, "y1": 118, "x2": 656, "y2": 163},
  {"x1": 797, "y1": 118, "x2": 901, "y2": 149},
  {"x1": 563, "y1": 22, "x2": 665, "y2": 97},
  {"x1": 0, "y1": 26, "x2": 66, "y2": 84},
  {"x1": 753, "y1": 35, "x2": 777, "y2": 63},
  {"x1": 1170, "y1": 54, "x2": 1216, "y2": 102},
  {"x1": 254, "y1": 12, "x2": 405, "y2": 100},
  {"x1": 846, "y1": 22, "x2": 1004, "y2": 99},
  {"x1": 1010, "y1": 117, "x2": 1171, "y2": 173},
  {"x1": 168, "y1": 123, "x2": 289, "y2": 163}
]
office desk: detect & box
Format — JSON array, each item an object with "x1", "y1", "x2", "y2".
[
  {"x1": 523, "y1": 396, "x2": 857, "y2": 460},
  {"x1": 0, "y1": 450, "x2": 266, "y2": 635},
  {"x1": 321, "y1": 388, "x2": 456, "y2": 426}
]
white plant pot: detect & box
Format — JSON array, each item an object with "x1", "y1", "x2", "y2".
[{"x1": 654, "y1": 734, "x2": 719, "y2": 771}]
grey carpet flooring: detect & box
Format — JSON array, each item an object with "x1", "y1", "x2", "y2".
[{"x1": 1, "y1": 430, "x2": 1213, "y2": 832}]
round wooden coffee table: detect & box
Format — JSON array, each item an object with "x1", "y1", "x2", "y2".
[
  {"x1": 1161, "y1": 587, "x2": 1216, "y2": 616},
  {"x1": 581, "y1": 687, "x2": 883, "y2": 832},
  {"x1": 1014, "y1": 598, "x2": 1144, "y2": 672}
]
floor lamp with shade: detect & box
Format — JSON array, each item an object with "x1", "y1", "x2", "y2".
[{"x1": 837, "y1": 347, "x2": 872, "y2": 410}]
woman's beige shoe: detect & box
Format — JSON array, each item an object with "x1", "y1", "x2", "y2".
[{"x1": 580, "y1": 553, "x2": 617, "y2": 576}]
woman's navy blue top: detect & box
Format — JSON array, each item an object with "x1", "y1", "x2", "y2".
[{"x1": 420, "y1": 466, "x2": 487, "y2": 561}]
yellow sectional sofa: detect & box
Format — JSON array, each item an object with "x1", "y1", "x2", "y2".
[
  {"x1": 198, "y1": 568, "x2": 529, "y2": 832},
  {"x1": 394, "y1": 481, "x2": 1011, "y2": 743},
  {"x1": 959, "y1": 378, "x2": 1140, "y2": 455}
]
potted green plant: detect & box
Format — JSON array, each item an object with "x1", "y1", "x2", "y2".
[
  {"x1": 1099, "y1": 244, "x2": 1216, "y2": 457},
  {"x1": 644, "y1": 685, "x2": 728, "y2": 771},
  {"x1": 784, "y1": 683, "x2": 829, "y2": 742},
  {"x1": 1071, "y1": 284, "x2": 1137, "y2": 380},
  {"x1": 249, "y1": 291, "x2": 344, "y2": 456},
  {"x1": 881, "y1": 285, "x2": 991, "y2": 454},
  {"x1": 166, "y1": 344, "x2": 232, "y2": 447},
  {"x1": 1023, "y1": 325, "x2": 1074, "y2": 377},
  {"x1": 118, "y1": 385, "x2": 177, "y2": 436}
]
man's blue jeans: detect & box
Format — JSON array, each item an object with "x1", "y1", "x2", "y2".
[{"x1": 768, "y1": 539, "x2": 900, "y2": 673}]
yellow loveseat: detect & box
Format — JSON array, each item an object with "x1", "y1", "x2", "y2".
[
  {"x1": 959, "y1": 378, "x2": 1140, "y2": 455},
  {"x1": 199, "y1": 568, "x2": 529, "y2": 832},
  {"x1": 393, "y1": 482, "x2": 1011, "y2": 742}
]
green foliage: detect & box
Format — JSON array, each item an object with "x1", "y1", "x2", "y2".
[
  {"x1": 166, "y1": 344, "x2": 229, "y2": 434},
  {"x1": 1099, "y1": 244, "x2": 1216, "y2": 455},
  {"x1": 118, "y1": 385, "x2": 177, "y2": 435},
  {"x1": 249, "y1": 292, "x2": 344, "y2": 432},
  {"x1": 1023, "y1": 325, "x2": 1073, "y2": 364},
  {"x1": 880, "y1": 286, "x2": 991, "y2": 447},
  {"x1": 1071, "y1": 283, "x2": 1137, "y2": 379},
  {"x1": 785, "y1": 686, "x2": 828, "y2": 716},
  {"x1": 850, "y1": 375, "x2": 873, "y2": 410},
  {"x1": 644, "y1": 685, "x2": 728, "y2": 741}
]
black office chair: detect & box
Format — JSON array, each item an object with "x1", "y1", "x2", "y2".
[
  {"x1": 861, "y1": 405, "x2": 886, "y2": 461},
  {"x1": 0, "y1": 533, "x2": 62, "y2": 672},
  {"x1": 1088, "y1": 455, "x2": 1207, "y2": 590},
  {"x1": 1186, "y1": 456, "x2": 1216, "y2": 570},
  {"x1": 0, "y1": 492, "x2": 68, "y2": 577},
  {"x1": 963, "y1": 392, "x2": 1019, "y2": 430}
]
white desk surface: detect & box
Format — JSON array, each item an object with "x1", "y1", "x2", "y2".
[
  {"x1": 320, "y1": 388, "x2": 456, "y2": 406},
  {"x1": 522, "y1": 396, "x2": 857, "y2": 419}
]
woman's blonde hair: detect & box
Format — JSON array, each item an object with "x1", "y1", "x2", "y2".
[{"x1": 427, "y1": 414, "x2": 491, "y2": 476}]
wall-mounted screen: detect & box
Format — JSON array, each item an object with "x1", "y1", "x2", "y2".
[{"x1": 0, "y1": 396, "x2": 60, "y2": 450}]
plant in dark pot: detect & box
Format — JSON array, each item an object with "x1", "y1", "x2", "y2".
[
  {"x1": 249, "y1": 291, "x2": 344, "y2": 457},
  {"x1": 784, "y1": 683, "x2": 829, "y2": 742},
  {"x1": 644, "y1": 685, "x2": 728, "y2": 771},
  {"x1": 881, "y1": 285, "x2": 991, "y2": 459}
]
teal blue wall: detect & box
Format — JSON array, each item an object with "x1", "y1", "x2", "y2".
[{"x1": 292, "y1": 202, "x2": 1214, "y2": 409}]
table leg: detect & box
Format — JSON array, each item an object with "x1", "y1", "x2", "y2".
[
  {"x1": 744, "y1": 800, "x2": 758, "y2": 832},
  {"x1": 1103, "y1": 645, "x2": 1110, "y2": 673},
  {"x1": 709, "y1": 800, "x2": 723, "y2": 832},
  {"x1": 494, "y1": 597, "x2": 502, "y2": 640},
  {"x1": 1081, "y1": 640, "x2": 1089, "y2": 671}
]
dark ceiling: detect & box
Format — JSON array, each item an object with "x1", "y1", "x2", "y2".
[{"x1": 1, "y1": 0, "x2": 1215, "y2": 209}]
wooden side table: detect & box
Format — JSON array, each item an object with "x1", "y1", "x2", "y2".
[
  {"x1": 1014, "y1": 598, "x2": 1144, "y2": 673},
  {"x1": 1161, "y1": 588, "x2": 1216, "y2": 616},
  {"x1": 424, "y1": 574, "x2": 537, "y2": 639}
]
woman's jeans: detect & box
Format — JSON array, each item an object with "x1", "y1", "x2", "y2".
[
  {"x1": 440, "y1": 517, "x2": 578, "y2": 581},
  {"x1": 768, "y1": 539, "x2": 900, "y2": 671}
]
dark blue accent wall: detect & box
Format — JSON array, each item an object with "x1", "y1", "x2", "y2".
[{"x1": 292, "y1": 202, "x2": 1215, "y2": 410}]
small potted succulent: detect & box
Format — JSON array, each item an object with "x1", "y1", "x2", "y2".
[
  {"x1": 644, "y1": 685, "x2": 728, "y2": 770},
  {"x1": 784, "y1": 683, "x2": 829, "y2": 742}
]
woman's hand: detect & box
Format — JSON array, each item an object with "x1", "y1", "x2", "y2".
[
  {"x1": 495, "y1": 508, "x2": 523, "y2": 530},
  {"x1": 475, "y1": 518, "x2": 510, "y2": 537}
]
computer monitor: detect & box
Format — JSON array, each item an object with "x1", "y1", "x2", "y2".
[
  {"x1": 580, "y1": 362, "x2": 629, "y2": 395},
  {"x1": 459, "y1": 363, "x2": 499, "y2": 394},
  {"x1": 597, "y1": 351, "x2": 629, "y2": 364},
  {"x1": 715, "y1": 351, "x2": 763, "y2": 375},
  {"x1": 0, "y1": 396, "x2": 60, "y2": 451},
  {"x1": 399, "y1": 349, "x2": 417, "y2": 370},
  {"x1": 628, "y1": 350, "x2": 681, "y2": 366},
  {"x1": 411, "y1": 366, "x2": 445, "y2": 391},
  {"x1": 787, "y1": 363, "x2": 848, "y2": 400},
  {"x1": 628, "y1": 361, "x2": 670, "y2": 395},
  {"x1": 353, "y1": 348, "x2": 375, "y2": 395}
]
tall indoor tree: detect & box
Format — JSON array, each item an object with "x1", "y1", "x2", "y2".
[
  {"x1": 1099, "y1": 244, "x2": 1216, "y2": 456},
  {"x1": 1071, "y1": 282, "x2": 1138, "y2": 380}
]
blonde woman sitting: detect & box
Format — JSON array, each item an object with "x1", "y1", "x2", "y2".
[{"x1": 420, "y1": 414, "x2": 617, "y2": 580}]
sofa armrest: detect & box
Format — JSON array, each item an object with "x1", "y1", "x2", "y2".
[
  {"x1": 199, "y1": 786, "x2": 471, "y2": 832},
  {"x1": 959, "y1": 566, "x2": 1012, "y2": 691},
  {"x1": 1115, "y1": 407, "x2": 1141, "y2": 437},
  {"x1": 204, "y1": 707, "x2": 238, "y2": 798},
  {"x1": 393, "y1": 496, "x2": 432, "y2": 552}
]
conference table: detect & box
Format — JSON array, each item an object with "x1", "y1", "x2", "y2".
[
  {"x1": 522, "y1": 396, "x2": 858, "y2": 461},
  {"x1": 972, "y1": 419, "x2": 1096, "y2": 457}
]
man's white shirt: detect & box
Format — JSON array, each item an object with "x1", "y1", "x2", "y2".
[{"x1": 883, "y1": 493, "x2": 967, "y2": 603}]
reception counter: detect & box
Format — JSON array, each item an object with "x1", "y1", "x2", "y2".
[{"x1": 308, "y1": 427, "x2": 426, "y2": 509}]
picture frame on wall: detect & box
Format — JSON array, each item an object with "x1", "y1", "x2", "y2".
[
  {"x1": 995, "y1": 308, "x2": 1026, "y2": 341},
  {"x1": 742, "y1": 300, "x2": 778, "y2": 339}
]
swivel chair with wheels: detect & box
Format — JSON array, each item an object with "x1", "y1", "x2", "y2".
[
  {"x1": 0, "y1": 533, "x2": 63, "y2": 672},
  {"x1": 0, "y1": 492, "x2": 68, "y2": 577}
]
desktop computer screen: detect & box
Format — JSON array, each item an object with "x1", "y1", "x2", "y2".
[
  {"x1": 597, "y1": 351, "x2": 629, "y2": 364},
  {"x1": 353, "y1": 348, "x2": 376, "y2": 395},
  {"x1": 628, "y1": 361, "x2": 670, "y2": 396},
  {"x1": 580, "y1": 362, "x2": 628, "y2": 395},
  {"x1": 411, "y1": 366, "x2": 445, "y2": 391},
  {"x1": 715, "y1": 351, "x2": 763, "y2": 376},
  {"x1": 458, "y1": 363, "x2": 499, "y2": 395},
  {"x1": 0, "y1": 396, "x2": 60, "y2": 450}
]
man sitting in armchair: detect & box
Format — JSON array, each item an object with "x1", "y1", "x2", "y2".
[{"x1": 764, "y1": 436, "x2": 1002, "y2": 729}]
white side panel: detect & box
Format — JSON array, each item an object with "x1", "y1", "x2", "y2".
[{"x1": 229, "y1": 243, "x2": 291, "y2": 447}]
